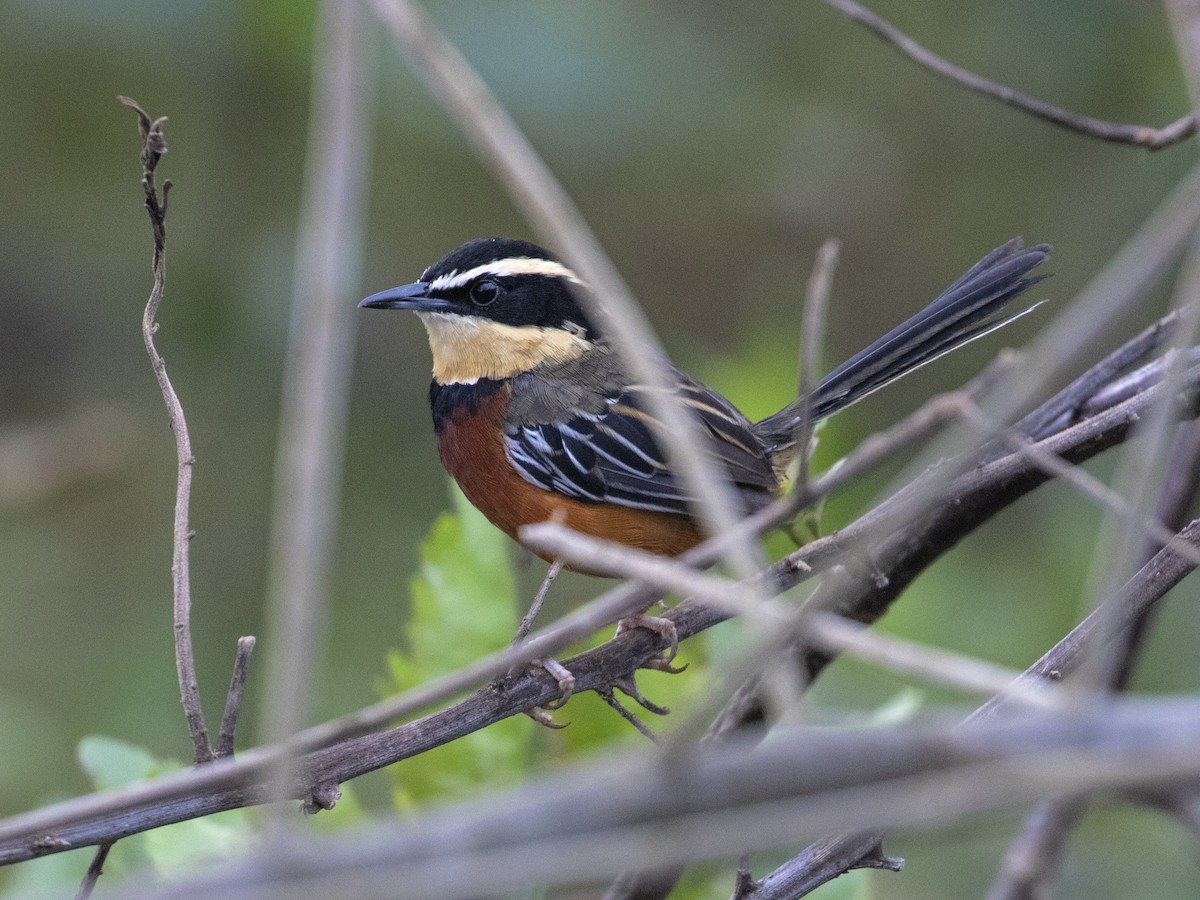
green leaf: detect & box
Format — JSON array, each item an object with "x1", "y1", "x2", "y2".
[
  {"x1": 77, "y1": 735, "x2": 176, "y2": 791},
  {"x1": 390, "y1": 484, "x2": 518, "y2": 683},
  {"x1": 75, "y1": 736, "x2": 255, "y2": 882},
  {"x1": 382, "y1": 483, "x2": 532, "y2": 809}
]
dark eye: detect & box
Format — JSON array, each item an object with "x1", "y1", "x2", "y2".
[{"x1": 469, "y1": 279, "x2": 501, "y2": 307}]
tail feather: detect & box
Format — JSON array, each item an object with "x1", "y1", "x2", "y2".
[{"x1": 753, "y1": 239, "x2": 1050, "y2": 459}]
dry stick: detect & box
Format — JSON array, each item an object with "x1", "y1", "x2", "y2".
[
  {"x1": 73, "y1": 841, "x2": 112, "y2": 900},
  {"x1": 119, "y1": 97, "x2": 212, "y2": 766},
  {"x1": 128, "y1": 702, "x2": 1200, "y2": 900},
  {"x1": 259, "y1": 0, "x2": 373, "y2": 813},
  {"x1": 217, "y1": 637, "x2": 257, "y2": 759},
  {"x1": 0, "y1": 353, "x2": 1195, "y2": 867},
  {"x1": 366, "y1": 0, "x2": 767, "y2": 587},
  {"x1": 754, "y1": 239, "x2": 840, "y2": 723},
  {"x1": 701, "y1": 365, "x2": 1200, "y2": 896},
  {"x1": 741, "y1": 519, "x2": 1200, "y2": 900},
  {"x1": 803, "y1": 613, "x2": 1059, "y2": 711},
  {"x1": 985, "y1": 0, "x2": 1200, "y2": 870},
  {"x1": 793, "y1": 239, "x2": 841, "y2": 504},
  {"x1": 522, "y1": 523, "x2": 1059, "y2": 710},
  {"x1": 969, "y1": 400, "x2": 1200, "y2": 569},
  {"x1": 822, "y1": 0, "x2": 1196, "y2": 150}
]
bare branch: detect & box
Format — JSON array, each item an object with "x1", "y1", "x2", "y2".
[
  {"x1": 793, "y1": 239, "x2": 841, "y2": 503},
  {"x1": 123, "y1": 700, "x2": 1200, "y2": 899},
  {"x1": 73, "y1": 841, "x2": 113, "y2": 900},
  {"x1": 2, "y1": 332, "x2": 1196, "y2": 866},
  {"x1": 217, "y1": 637, "x2": 257, "y2": 759},
  {"x1": 822, "y1": 0, "x2": 1196, "y2": 150},
  {"x1": 259, "y1": 0, "x2": 373, "y2": 814},
  {"x1": 804, "y1": 613, "x2": 1060, "y2": 710},
  {"x1": 120, "y1": 96, "x2": 212, "y2": 766}
]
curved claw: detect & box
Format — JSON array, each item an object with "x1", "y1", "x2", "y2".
[
  {"x1": 642, "y1": 656, "x2": 688, "y2": 675},
  {"x1": 534, "y1": 657, "x2": 576, "y2": 709},
  {"x1": 524, "y1": 707, "x2": 568, "y2": 729},
  {"x1": 612, "y1": 673, "x2": 670, "y2": 716},
  {"x1": 616, "y1": 611, "x2": 679, "y2": 666}
]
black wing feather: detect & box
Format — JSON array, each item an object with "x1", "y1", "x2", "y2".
[{"x1": 504, "y1": 370, "x2": 777, "y2": 516}]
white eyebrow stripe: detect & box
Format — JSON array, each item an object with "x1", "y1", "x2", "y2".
[{"x1": 428, "y1": 257, "x2": 583, "y2": 291}]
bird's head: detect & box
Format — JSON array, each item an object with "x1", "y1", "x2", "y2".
[{"x1": 360, "y1": 237, "x2": 600, "y2": 385}]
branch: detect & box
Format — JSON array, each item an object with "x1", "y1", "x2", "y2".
[
  {"x1": 792, "y1": 238, "x2": 840, "y2": 503},
  {"x1": 119, "y1": 96, "x2": 212, "y2": 766},
  {"x1": 822, "y1": 0, "x2": 1196, "y2": 150},
  {"x1": 258, "y1": 0, "x2": 373, "y2": 814},
  {"x1": 125, "y1": 699, "x2": 1200, "y2": 899},
  {"x1": 1, "y1": 320, "x2": 1197, "y2": 865},
  {"x1": 216, "y1": 637, "x2": 256, "y2": 759},
  {"x1": 73, "y1": 841, "x2": 112, "y2": 900}
]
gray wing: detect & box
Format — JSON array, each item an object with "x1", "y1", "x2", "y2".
[{"x1": 504, "y1": 372, "x2": 778, "y2": 516}]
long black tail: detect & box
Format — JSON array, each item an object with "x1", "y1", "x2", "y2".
[{"x1": 753, "y1": 238, "x2": 1050, "y2": 457}]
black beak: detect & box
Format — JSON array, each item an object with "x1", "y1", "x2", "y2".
[{"x1": 358, "y1": 282, "x2": 452, "y2": 311}]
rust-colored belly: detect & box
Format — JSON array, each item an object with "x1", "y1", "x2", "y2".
[{"x1": 436, "y1": 387, "x2": 705, "y2": 564}]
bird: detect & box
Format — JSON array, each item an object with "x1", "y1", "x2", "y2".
[
  {"x1": 361, "y1": 235, "x2": 1047, "y2": 551},
  {"x1": 360, "y1": 236, "x2": 1048, "y2": 702}
]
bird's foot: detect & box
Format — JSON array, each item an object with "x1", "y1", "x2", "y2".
[
  {"x1": 615, "y1": 611, "x2": 686, "y2": 674},
  {"x1": 492, "y1": 656, "x2": 575, "y2": 728}
]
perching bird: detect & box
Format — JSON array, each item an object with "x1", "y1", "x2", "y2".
[{"x1": 360, "y1": 237, "x2": 1048, "y2": 566}]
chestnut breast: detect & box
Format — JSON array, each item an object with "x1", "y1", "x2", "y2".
[{"x1": 430, "y1": 379, "x2": 705, "y2": 564}]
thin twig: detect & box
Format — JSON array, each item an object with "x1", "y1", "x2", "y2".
[
  {"x1": 746, "y1": 518, "x2": 1200, "y2": 899},
  {"x1": 792, "y1": 239, "x2": 840, "y2": 503},
  {"x1": 217, "y1": 637, "x2": 257, "y2": 759},
  {"x1": 119, "y1": 96, "x2": 212, "y2": 766},
  {"x1": 822, "y1": 0, "x2": 1196, "y2": 150},
  {"x1": 73, "y1": 841, "x2": 113, "y2": 900},
  {"x1": 259, "y1": 0, "x2": 373, "y2": 813},
  {"x1": 967, "y1": 398, "x2": 1200, "y2": 569},
  {"x1": 809, "y1": 357, "x2": 1010, "y2": 498},
  {"x1": 804, "y1": 613, "x2": 1060, "y2": 710},
  {"x1": 524, "y1": 523, "x2": 1060, "y2": 709}
]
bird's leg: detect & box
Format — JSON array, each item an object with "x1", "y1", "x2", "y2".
[
  {"x1": 501, "y1": 558, "x2": 577, "y2": 717},
  {"x1": 615, "y1": 604, "x2": 685, "y2": 674},
  {"x1": 512, "y1": 558, "x2": 563, "y2": 646}
]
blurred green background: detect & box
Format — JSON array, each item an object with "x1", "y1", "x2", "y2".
[{"x1": 2, "y1": 0, "x2": 1199, "y2": 896}]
